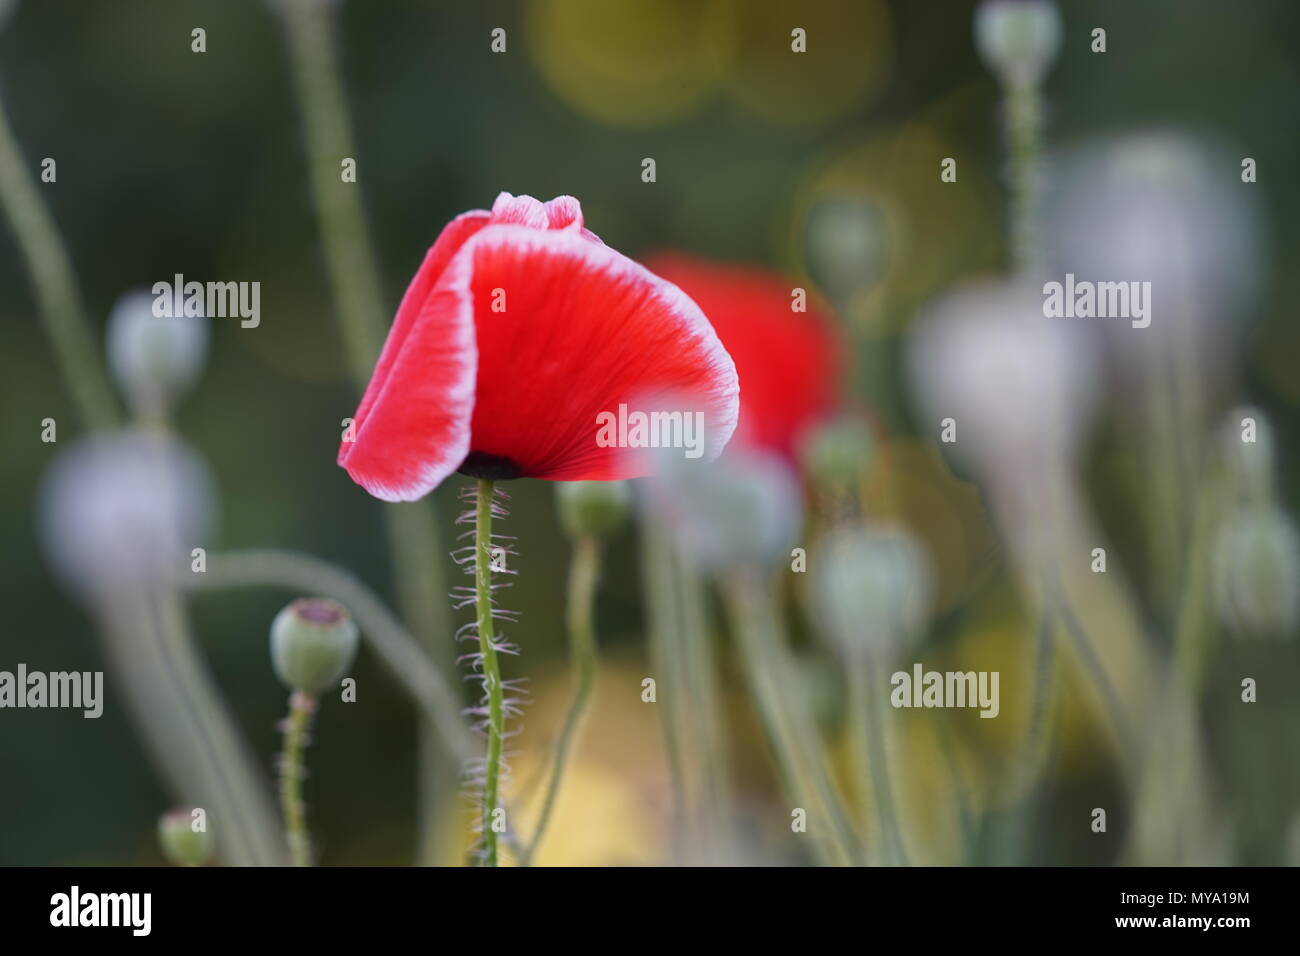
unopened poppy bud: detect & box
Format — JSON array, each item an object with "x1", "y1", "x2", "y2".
[
  {"x1": 270, "y1": 598, "x2": 359, "y2": 694},
  {"x1": 157, "y1": 807, "x2": 213, "y2": 867},
  {"x1": 814, "y1": 522, "x2": 933, "y2": 655},
  {"x1": 974, "y1": 0, "x2": 1063, "y2": 87},
  {"x1": 1212, "y1": 509, "x2": 1300, "y2": 640},
  {"x1": 799, "y1": 415, "x2": 875, "y2": 491},
  {"x1": 556, "y1": 480, "x2": 630, "y2": 539},
  {"x1": 106, "y1": 290, "x2": 209, "y2": 416}
]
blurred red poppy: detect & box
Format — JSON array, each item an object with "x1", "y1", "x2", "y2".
[
  {"x1": 644, "y1": 253, "x2": 840, "y2": 463},
  {"x1": 339, "y1": 194, "x2": 739, "y2": 501}
]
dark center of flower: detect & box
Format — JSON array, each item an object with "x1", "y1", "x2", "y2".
[{"x1": 457, "y1": 451, "x2": 523, "y2": 480}]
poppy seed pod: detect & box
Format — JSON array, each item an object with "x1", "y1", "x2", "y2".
[
  {"x1": 1212, "y1": 508, "x2": 1300, "y2": 640},
  {"x1": 106, "y1": 290, "x2": 209, "y2": 416},
  {"x1": 270, "y1": 598, "x2": 360, "y2": 695},
  {"x1": 556, "y1": 480, "x2": 630, "y2": 540},
  {"x1": 157, "y1": 808, "x2": 214, "y2": 867},
  {"x1": 38, "y1": 430, "x2": 215, "y2": 603},
  {"x1": 974, "y1": 0, "x2": 1063, "y2": 87},
  {"x1": 814, "y1": 522, "x2": 934, "y2": 656},
  {"x1": 647, "y1": 451, "x2": 803, "y2": 573}
]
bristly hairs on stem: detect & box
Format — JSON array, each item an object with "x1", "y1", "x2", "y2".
[{"x1": 452, "y1": 481, "x2": 527, "y2": 865}]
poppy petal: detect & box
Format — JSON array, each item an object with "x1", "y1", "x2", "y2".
[
  {"x1": 460, "y1": 225, "x2": 739, "y2": 480},
  {"x1": 644, "y1": 253, "x2": 840, "y2": 461},
  {"x1": 337, "y1": 245, "x2": 479, "y2": 502}
]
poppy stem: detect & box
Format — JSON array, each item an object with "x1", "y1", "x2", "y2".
[
  {"x1": 847, "y1": 649, "x2": 910, "y2": 866},
  {"x1": 474, "y1": 478, "x2": 505, "y2": 866},
  {"x1": 722, "y1": 570, "x2": 863, "y2": 867},
  {"x1": 278, "y1": 690, "x2": 317, "y2": 867},
  {"x1": 0, "y1": 84, "x2": 120, "y2": 431},
  {"x1": 522, "y1": 536, "x2": 601, "y2": 865},
  {"x1": 1004, "y1": 78, "x2": 1044, "y2": 275}
]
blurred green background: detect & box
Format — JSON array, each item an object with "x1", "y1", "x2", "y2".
[{"x1": 1, "y1": 0, "x2": 1297, "y2": 866}]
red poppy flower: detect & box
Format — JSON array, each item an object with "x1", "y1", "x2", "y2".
[
  {"x1": 339, "y1": 194, "x2": 740, "y2": 501},
  {"x1": 643, "y1": 253, "x2": 840, "y2": 462}
]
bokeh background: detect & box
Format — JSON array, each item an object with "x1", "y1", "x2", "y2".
[{"x1": 1, "y1": 0, "x2": 1297, "y2": 866}]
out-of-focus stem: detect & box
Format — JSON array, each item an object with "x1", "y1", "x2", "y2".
[
  {"x1": 279, "y1": 0, "x2": 384, "y2": 375},
  {"x1": 181, "y1": 548, "x2": 472, "y2": 761},
  {"x1": 722, "y1": 571, "x2": 862, "y2": 867},
  {"x1": 848, "y1": 650, "x2": 909, "y2": 865},
  {"x1": 278, "y1": 0, "x2": 457, "y2": 865},
  {"x1": 0, "y1": 86, "x2": 120, "y2": 430},
  {"x1": 640, "y1": 522, "x2": 732, "y2": 863},
  {"x1": 1004, "y1": 80, "x2": 1043, "y2": 275},
  {"x1": 102, "y1": 586, "x2": 286, "y2": 866},
  {"x1": 523, "y1": 536, "x2": 601, "y2": 865},
  {"x1": 278, "y1": 690, "x2": 316, "y2": 867},
  {"x1": 474, "y1": 479, "x2": 505, "y2": 867}
]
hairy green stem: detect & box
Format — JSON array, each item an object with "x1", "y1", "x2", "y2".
[
  {"x1": 279, "y1": 690, "x2": 317, "y2": 867},
  {"x1": 524, "y1": 536, "x2": 601, "y2": 864},
  {"x1": 723, "y1": 571, "x2": 862, "y2": 866},
  {"x1": 474, "y1": 479, "x2": 505, "y2": 866},
  {"x1": 0, "y1": 85, "x2": 120, "y2": 430}
]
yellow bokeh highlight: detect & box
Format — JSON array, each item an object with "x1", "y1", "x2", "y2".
[
  {"x1": 705, "y1": 0, "x2": 891, "y2": 125},
  {"x1": 526, "y1": 0, "x2": 719, "y2": 128}
]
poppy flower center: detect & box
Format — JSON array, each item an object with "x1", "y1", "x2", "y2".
[{"x1": 457, "y1": 451, "x2": 523, "y2": 480}]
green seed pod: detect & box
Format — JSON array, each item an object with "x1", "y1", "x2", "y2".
[
  {"x1": 157, "y1": 807, "x2": 214, "y2": 867},
  {"x1": 270, "y1": 598, "x2": 360, "y2": 694},
  {"x1": 814, "y1": 522, "x2": 933, "y2": 656},
  {"x1": 1212, "y1": 508, "x2": 1300, "y2": 640},
  {"x1": 799, "y1": 415, "x2": 876, "y2": 492},
  {"x1": 974, "y1": 0, "x2": 1063, "y2": 87},
  {"x1": 556, "y1": 480, "x2": 631, "y2": 540}
]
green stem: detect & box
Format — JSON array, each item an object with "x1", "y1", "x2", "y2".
[
  {"x1": 849, "y1": 651, "x2": 909, "y2": 865},
  {"x1": 640, "y1": 522, "x2": 732, "y2": 863},
  {"x1": 279, "y1": 0, "x2": 457, "y2": 864},
  {"x1": 279, "y1": 690, "x2": 317, "y2": 867},
  {"x1": 1004, "y1": 79, "x2": 1043, "y2": 275},
  {"x1": 524, "y1": 536, "x2": 601, "y2": 865},
  {"x1": 722, "y1": 572, "x2": 862, "y2": 866},
  {"x1": 474, "y1": 479, "x2": 505, "y2": 866},
  {"x1": 279, "y1": 0, "x2": 385, "y2": 376},
  {"x1": 0, "y1": 85, "x2": 120, "y2": 430}
]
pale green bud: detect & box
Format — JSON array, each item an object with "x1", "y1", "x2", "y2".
[
  {"x1": 157, "y1": 807, "x2": 213, "y2": 867},
  {"x1": 974, "y1": 0, "x2": 1063, "y2": 87},
  {"x1": 270, "y1": 598, "x2": 360, "y2": 694},
  {"x1": 1212, "y1": 508, "x2": 1300, "y2": 640},
  {"x1": 814, "y1": 522, "x2": 933, "y2": 655},
  {"x1": 106, "y1": 290, "x2": 209, "y2": 416}
]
